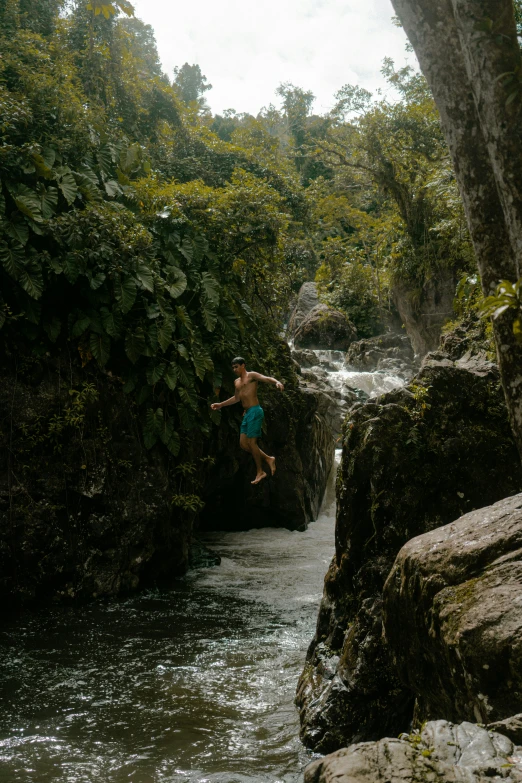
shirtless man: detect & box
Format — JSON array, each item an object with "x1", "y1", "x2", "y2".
[{"x1": 210, "y1": 357, "x2": 284, "y2": 485}]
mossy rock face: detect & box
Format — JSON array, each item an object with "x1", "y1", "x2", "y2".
[
  {"x1": 384, "y1": 493, "x2": 522, "y2": 727},
  {"x1": 0, "y1": 351, "x2": 190, "y2": 610},
  {"x1": 297, "y1": 353, "x2": 522, "y2": 753},
  {"x1": 294, "y1": 304, "x2": 357, "y2": 351}
]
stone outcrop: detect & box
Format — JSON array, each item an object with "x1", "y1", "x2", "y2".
[
  {"x1": 297, "y1": 353, "x2": 522, "y2": 753},
  {"x1": 294, "y1": 304, "x2": 357, "y2": 351},
  {"x1": 0, "y1": 354, "x2": 190, "y2": 609},
  {"x1": 288, "y1": 282, "x2": 320, "y2": 337},
  {"x1": 200, "y1": 378, "x2": 335, "y2": 531},
  {"x1": 383, "y1": 493, "x2": 522, "y2": 726},
  {"x1": 305, "y1": 720, "x2": 522, "y2": 783},
  {"x1": 393, "y1": 269, "x2": 457, "y2": 357},
  {"x1": 345, "y1": 332, "x2": 416, "y2": 380}
]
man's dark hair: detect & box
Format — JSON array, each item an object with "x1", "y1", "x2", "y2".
[{"x1": 232, "y1": 356, "x2": 246, "y2": 366}]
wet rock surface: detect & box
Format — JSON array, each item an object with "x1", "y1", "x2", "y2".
[
  {"x1": 345, "y1": 332, "x2": 416, "y2": 380},
  {"x1": 294, "y1": 304, "x2": 357, "y2": 351},
  {"x1": 305, "y1": 720, "x2": 522, "y2": 783},
  {"x1": 297, "y1": 353, "x2": 522, "y2": 753},
  {"x1": 384, "y1": 493, "x2": 522, "y2": 726}
]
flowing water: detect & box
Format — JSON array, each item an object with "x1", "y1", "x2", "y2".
[{"x1": 0, "y1": 353, "x2": 406, "y2": 783}]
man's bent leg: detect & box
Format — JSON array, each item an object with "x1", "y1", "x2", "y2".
[
  {"x1": 249, "y1": 438, "x2": 267, "y2": 485},
  {"x1": 240, "y1": 433, "x2": 251, "y2": 452},
  {"x1": 258, "y1": 446, "x2": 276, "y2": 476}
]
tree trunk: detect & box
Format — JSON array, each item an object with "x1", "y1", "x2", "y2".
[{"x1": 390, "y1": 0, "x2": 522, "y2": 457}]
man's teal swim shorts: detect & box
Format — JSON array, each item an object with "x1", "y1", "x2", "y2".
[{"x1": 241, "y1": 405, "x2": 264, "y2": 438}]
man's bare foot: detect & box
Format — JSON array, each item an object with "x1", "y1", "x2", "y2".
[
  {"x1": 266, "y1": 456, "x2": 276, "y2": 476},
  {"x1": 251, "y1": 471, "x2": 267, "y2": 485}
]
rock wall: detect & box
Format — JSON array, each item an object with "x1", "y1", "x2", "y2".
[
  {"x1": 383, "y1": 493, "x2": 522, "y2": 726},
  {"x1": 297, "y1": 351, "x2": 522, "y2": 753},
  {"x1": 0, "y1": 352, "x2": 188, "y2": 609},
  {"x1": 393, "y1": 268, "x2": 457, "y2": 357},
  {"x1": 0, "y1": 342, "x2": 335, "y2": 609},
  {"x1": 200, "y1": 376, "x2": 335, "y2": 532}
]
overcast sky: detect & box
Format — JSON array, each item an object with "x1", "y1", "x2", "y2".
[{"x1": 130, "y1": 0, "x2": 411, "y2": 117}]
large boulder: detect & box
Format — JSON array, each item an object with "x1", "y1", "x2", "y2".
[
  {"x1": 297, "y1": 354, "x2": 522, "y2": 753},
  {"x1": 393, "y1": 268, "x2": 457, "y2": 358},
  {"x1": 294, "y1": 304, "x2": 357, "y2": 351},
  {"x1": 288, "y1": 282, "x2": 320, "y2": 337},
  {"x1": 384, "y1": 493, "x2": 522, "y2": 726},
  {"x1": 305, "y1": 720, "x2": 522, "y2": 783}
]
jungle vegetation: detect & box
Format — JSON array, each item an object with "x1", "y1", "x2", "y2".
[{"x1": 0, "y1": 0, "x2": 481, "y2": 456}]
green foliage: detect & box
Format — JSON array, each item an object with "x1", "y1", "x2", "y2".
[
  {"x1": 0, "y1": 2, "x2": 304, "y2": 464},
  {"x1": 315, "y1": 240, "x2": 385, "y2": 337},
  {"x1": 481, "y1": 279, "x2": 522, "y2": 343}
]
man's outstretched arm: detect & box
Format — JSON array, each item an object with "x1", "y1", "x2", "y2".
[
  {"x1": 250, "y1": 372, "x2": 284, "y2": 391},
  {"x1": 210, "y1": 389, "x2": 240, "y2": 411}
]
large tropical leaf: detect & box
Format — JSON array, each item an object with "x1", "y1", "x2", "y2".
[
  {"x1": 125, "y1": 327, "x2": 146, "y2": 363},
  {"x1": 18, "y1": 260, "x2": 44, "y2": 299},
  {"x1": 89, "y1": 331, "x2": 111, "y2": 366},
  {"x1": 88, "y1": 271, "x2": 106, "y2": 290},
  {"x1": 164, "y1": 362, "x2": 178, "y2": 390},
  {"x1": 71, "y1": 313, "x2": 91, "y2": 337},
  {"x1": 146, "y1": 360, "x2": 166, "y2": 385},
  {"x1": 177, "y1": 360, "x2": 194, "y2": 387},
  {"x1": 0, "y1": 241, "x2": 25, "y2": 279},
  {"x1": 104, "y1": 180, "x2": 121, "y2": 198},
  {"x1": 64, "y1": 253, "x2": 80, "y2": 284},
  {"x1": 10, "y1": 184, "x2": 43, "y2": 223},
  {"x1": 115, "y1": 276, "x2": 137, "y2": 313},
  {"x1": 159, "y1": 417, "x2": 180, "y2": 456},
  {"x1": 143, "y1": 407, "x2": 160, "y2": 449},
  {"x1": 179, "y1": 237, "x2": 193, "y2": 263},
  {"x1": 58, "y1": 172, "x2": 78, "y2": 205},
  {"x1": 179, "y1": 385, "x2": 198, "y2": 410},
  {"x1": 158, "y1": 316, "x2": 174, "y2": 352},
  {"x1": 166, "y1": 266, "x2": 187, "y2": 299},
  {"x1": 201, "y1": 299, "x2": 217, "y2": 332},
  {"x1": 38, "y1": 185, "x2": 58, "y2": 219},
  {"x1": 3, "y1": 213, "x2": 29, "y2": 245},
  {"x1": 200, "y1": 271, "x2": 220, "y2": 305},
  {"x1": 100, "y1": 307, "x2": 123, "y2": 338},
  {"x1": 76, "y1": 170, "x2": 101, "y2": 202},
  {"x1": 136, "y1": 263, "x2": 154, "y2": 292},
  {"x1": 191, "y1": 343, "x2": 214, "y2": 380},
  {"x1": 97, "y1": 145, "x2": 114, "y2": 176}
]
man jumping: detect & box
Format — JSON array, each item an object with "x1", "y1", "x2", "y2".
[{"x1": 210, "y1": 357, "x2": 285, "y2": 485}]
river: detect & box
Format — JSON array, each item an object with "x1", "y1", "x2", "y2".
[{"x1": 0, "y1": 354, "x2": 404, "y2": 783}]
